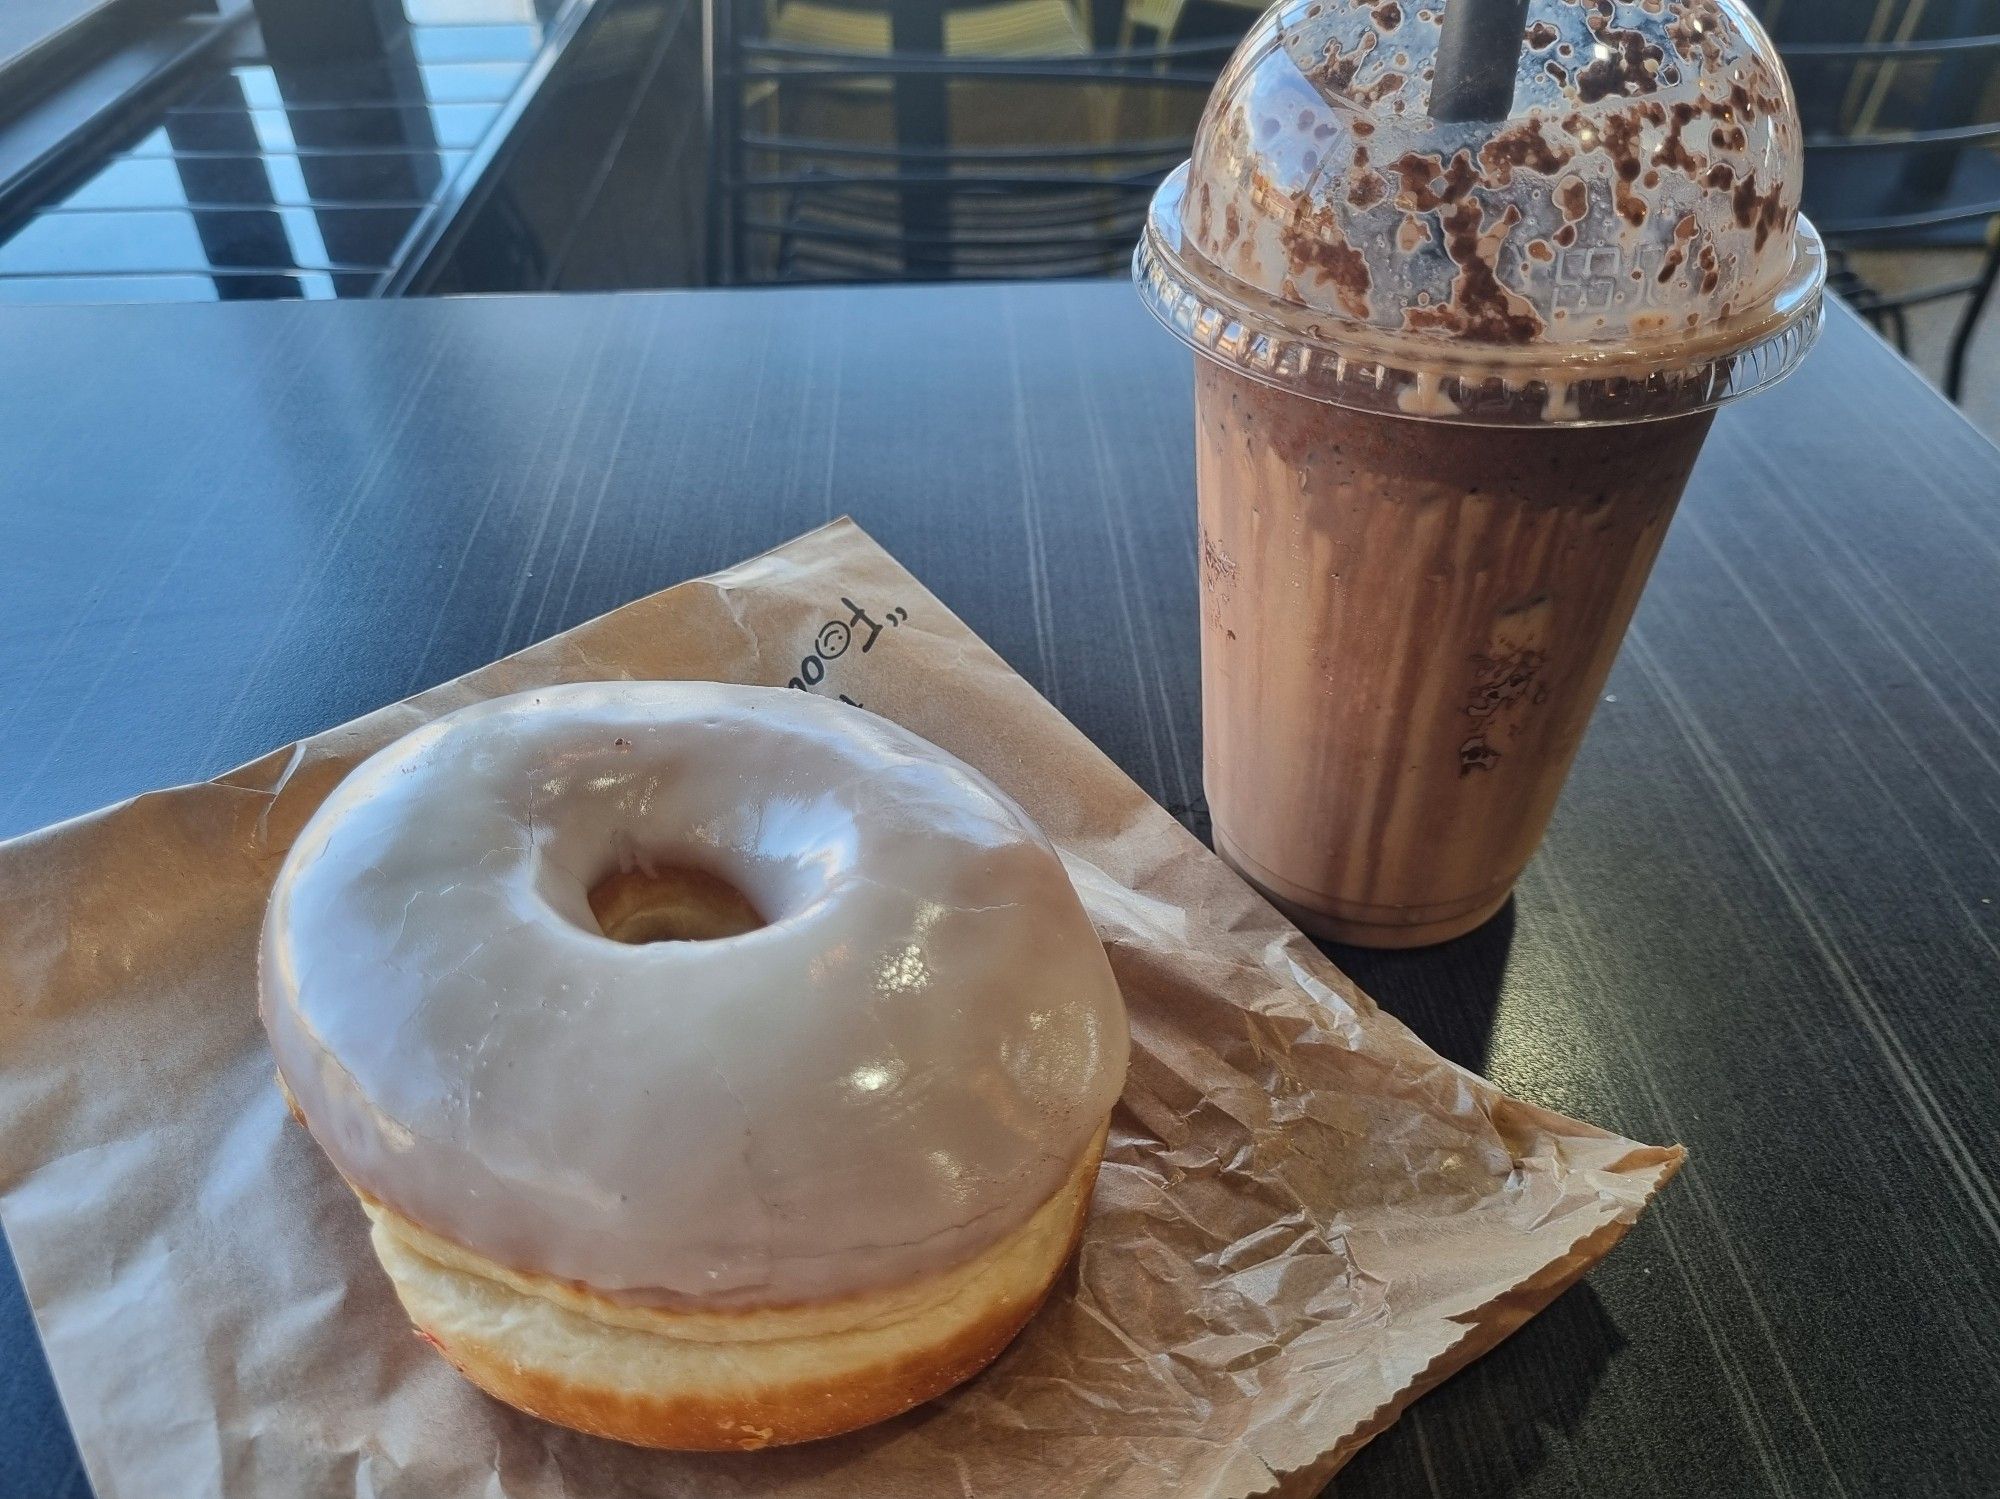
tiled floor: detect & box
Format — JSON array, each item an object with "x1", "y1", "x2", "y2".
[{"x1": 1849, "y1": 248, "x2": 2000, "y2": 444}]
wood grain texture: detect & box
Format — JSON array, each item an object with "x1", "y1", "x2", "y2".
[{"x1": 0, "y1": 284, "x2": 1995, "y2": 1498}]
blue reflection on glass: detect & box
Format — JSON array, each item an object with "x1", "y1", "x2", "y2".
[{"x1": 0, "y1": 0, "x2": 539, "y2": 304}]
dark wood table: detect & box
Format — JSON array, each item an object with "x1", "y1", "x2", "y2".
[{"x1": 1, "y1": 283, "x2": 1996, "y2": 1498}]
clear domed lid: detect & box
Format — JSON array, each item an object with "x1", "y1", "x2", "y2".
[{"x1": 1136, "y1": 0, "x2": 1826, "y2": 425}]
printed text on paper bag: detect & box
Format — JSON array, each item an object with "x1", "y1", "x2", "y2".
[{"x1": 788, "y1": 597, "x2": 910, "y2": 708}]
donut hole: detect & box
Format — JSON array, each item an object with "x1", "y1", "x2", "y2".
[{"x1": 587, "y1": 866, "x2": 766, "y2": 944}]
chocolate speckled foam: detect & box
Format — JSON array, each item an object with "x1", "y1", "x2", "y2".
[{"x1": 1137, "y1": 0, "x2": 1826, "y2": 423}]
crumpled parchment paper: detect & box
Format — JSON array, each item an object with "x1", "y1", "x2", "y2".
[{"x1": 0, "y1": 518, "x2": 1680, "y2": 1499}]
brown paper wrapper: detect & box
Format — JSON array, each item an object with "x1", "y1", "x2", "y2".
[{"x1": 0, "y1": 519, "x2": 1680, "y2": 1499}]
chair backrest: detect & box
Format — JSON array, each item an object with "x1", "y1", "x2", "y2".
[
  {"x1": 707, "y1": 0, "x2": 1232, "y2": 283},
  {"x1": 1754, "y1": 0, "x2": 2000, "y2": 242}
]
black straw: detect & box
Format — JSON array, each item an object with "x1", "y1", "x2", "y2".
[{"x1": 1430, "y1": 0, "x2": 1533, "y2": 122}]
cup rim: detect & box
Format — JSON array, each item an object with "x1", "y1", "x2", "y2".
[{"x1": 1135, "y1": 162, "x2": 1828, "y2": 429}]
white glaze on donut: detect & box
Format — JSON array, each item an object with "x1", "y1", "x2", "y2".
[{"x1": 260, "y1": 683, "x2": 1129, "y2": 1307}]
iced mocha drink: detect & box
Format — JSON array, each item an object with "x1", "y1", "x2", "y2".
[
  {"x1": 1196, "y1": 363, "x2": 1713, "y2": 943},
  {"x1": 1138, "y1": 0, "x2": 1825, "y2": 945}
]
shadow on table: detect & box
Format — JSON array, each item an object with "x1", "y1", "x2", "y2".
[
  {"x1": 1168, "y1": 832, "x2": 1619, "y2": 1496},
  {"x1": 0, "y1": 1236, "x2": 87, "y2": 1498},
  {"x1": 1171, "y1": 792, "x2": 1518, "y2": 1075},
  {"x1": 1324, "y1": 899, "x2": 1517, "y2": 1075},
  {"x1": 1319, "y1": 904, "x2": 1630, "y2": 1497},
  {"x1": 1327, "y1": 1277, "x2": 1627, "y2": 1499}
]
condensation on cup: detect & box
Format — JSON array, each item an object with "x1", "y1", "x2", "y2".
[{"x1": 1138, "y1": 0, "x2": 1825, "y2": 947}]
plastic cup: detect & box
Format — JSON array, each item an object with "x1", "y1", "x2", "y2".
[{"x1": 1137, "y1": 0, "x2": 1825, "y2": 947}]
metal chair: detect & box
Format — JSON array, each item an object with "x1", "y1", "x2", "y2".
[
  {"x1": 702, "y1": 0, "x2": 1232, "y2": 283},
  {"x1": 1756, "y1": 0, "x2": 2000, "y2": 400}
]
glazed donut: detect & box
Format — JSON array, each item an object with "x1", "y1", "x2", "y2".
[{"x1": 259, "y1": 682, "x2": 1128, "y2": 1449}]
